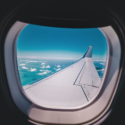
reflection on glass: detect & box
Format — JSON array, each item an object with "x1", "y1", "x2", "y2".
[{"x1": 16, "y1": 24, "x2": 107, "y2": 108}]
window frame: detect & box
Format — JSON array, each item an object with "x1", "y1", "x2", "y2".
[{"x1": 1, "y1": 7, "x2": 124, "y2": 124}]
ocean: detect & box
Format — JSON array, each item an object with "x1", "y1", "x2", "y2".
[{"x1": 17, "y1": 58, "x2": 106, "y2": 86}]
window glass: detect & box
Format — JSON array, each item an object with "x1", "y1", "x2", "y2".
[{"x1": 16, "y1": 24, "x2": 108, "y2": 108}]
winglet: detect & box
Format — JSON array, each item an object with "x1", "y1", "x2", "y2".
[{"x1": 83, "y1": 46, "x2": 93, "y2": 58}]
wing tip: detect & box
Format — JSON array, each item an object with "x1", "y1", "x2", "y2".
[{"x1": 83, "y1": 46, "x2": 93, "y2": 58}]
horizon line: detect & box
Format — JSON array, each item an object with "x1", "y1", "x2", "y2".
[{"x1": 17, "y1": 56, "x2": 106, "y2": 61}]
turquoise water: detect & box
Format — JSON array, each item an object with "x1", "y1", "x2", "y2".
[
  {"x1": 94, "y1": 61, "x2": 106, "y2": 78},
  {"x1": 17, "y1": 58, "x2": 105, "y2": 86}
]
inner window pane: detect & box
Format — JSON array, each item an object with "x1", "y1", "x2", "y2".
[{"x1": 16, "y1": 24, "x2": 108, "y2": 109}]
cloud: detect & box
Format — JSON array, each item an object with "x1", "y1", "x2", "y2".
[
  {"x1": 57, "y1": 65, "x2": 61, "y2": 68},
  {"x1": 55, "y1": 68, "x2": 61, "y2": 71},
  {"x1": 46, "y1": 65, "x2": 50, "y2": 68},
  {"x1": 37, "y1": 72, "x2": 47, "y2": 75},
  {"x1": 22, "y1": 66, "x2": 28, "y2": 69},
  {"x1": 100, "y1": 63, "x2": 105, "y2": 65},
  {"x1": 29, "y1": 61, "x2": 38, "y2": 62},
  {"x1": 97, "y1": 69, "x2": 105, "y2": 72},
  {"x1": 19, "y1": 64, "x2": 26, "y2": 66},
  {"x1": 19, "y1": 60, "x2": 46, "y2": 63},
  {"x1": 30, "y1": 68, "x2": 37, "y2": 72},
  {"x1": 100, "y1": 69, "x2": 105, "y2": 71},
  {"x1": 41, "y1": 63, "x2": 46, "y2": 65}
]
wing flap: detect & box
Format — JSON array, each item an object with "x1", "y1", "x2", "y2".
[{"x1": 75, "y1": 58, "x2": 101, "y2": 87}]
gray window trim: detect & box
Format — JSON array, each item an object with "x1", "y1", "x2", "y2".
[{"x1": 4, "y1": 21, "x2": 121, "y2": 124}]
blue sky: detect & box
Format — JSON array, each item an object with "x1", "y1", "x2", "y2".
[{"x1": 17, "y1": 24, "x2": 108, "y2": 60}]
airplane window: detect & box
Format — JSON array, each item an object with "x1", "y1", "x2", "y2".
[{"x1": 16, "y1": 24, "x2": 108, "y2": 109}]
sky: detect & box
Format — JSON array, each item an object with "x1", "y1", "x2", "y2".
[{"x1": 17, "y1": 24, "x2": 108, "y2": 60}]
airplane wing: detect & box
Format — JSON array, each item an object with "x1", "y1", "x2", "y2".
[{"x1": 23, "y1": 46, "x2": 102, "y2": 108}]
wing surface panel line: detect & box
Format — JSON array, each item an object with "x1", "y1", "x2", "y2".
[
  {"x1": 81, "y1": 86, "x2": 89, "y2": 101},
  {"x1": 73, "y1": 62, "x2": 86, "y2": 85}
]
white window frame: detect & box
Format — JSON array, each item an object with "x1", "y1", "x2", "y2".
[{"x1": 4, "y1": 21, "x2": 121, "y2": 124}]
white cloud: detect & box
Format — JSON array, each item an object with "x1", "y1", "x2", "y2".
[
  {"x1": 41, "y1": 63, "x2": 46, "y2": 65},
  {"x1": 19, "y1": 64, "x2": 26, "y2": 66},
  {"x1": 100, "y1": 69, "x2": 105, "y2": 71},
  {"x1": 19, "y1": 60, "x2": 46, "y2": 63},
  {"x1": 29, "y1": 61, "x2": 38, "y2": 62},
  {"x1": 22, "y1": 66, "x2": 28, "y2": 69},
  {"x1": 55, "y1": 68, "x2": 61, "y2": 71},
  {"x1": 39, "y1": 69, "x2": 50, "y2": 72},
  {"x1": 37, "y1": 72, "x2": 47, "y2": 75},
  {"x1": 46, "y1": 65, "x2": 50, "y2": 68},
  {"x1": 37, "y1": 73, "x2": 43, "y2": 75},
  {"x1": 100, "y1": 63, "x2": 105, "y2": 65},
  {"x1": 30, "y1": 68, "x2": 37, "y2": 72},
  {"x1": 97, "y1": 69, "x2": 105, "y2": 72},
  {"x1": 57, "y1": 65, "x2": 61, "y2": 68}
]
